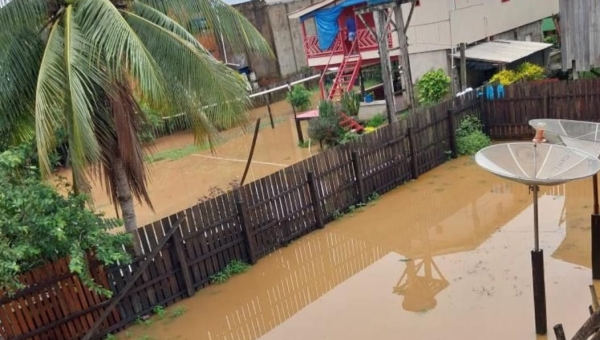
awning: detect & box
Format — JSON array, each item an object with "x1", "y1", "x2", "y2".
[
  {"x1": 452, "y1": 40, "x2": 553, "y2": 64},
  {"x1": 288, "y1": 0, "x2": 337, "y2": 19}
]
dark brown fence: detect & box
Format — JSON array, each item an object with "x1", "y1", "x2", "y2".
[
  {"x1": 482, "y1": 78, "x2": 600, "y2": 139},
  {"x1": 0, "y1": 91, "x2": 486, "y2": 340}
]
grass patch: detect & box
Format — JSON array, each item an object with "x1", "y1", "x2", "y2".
[
  {"x1": 145, "y1": 116, "x2": 288, "y2": 163},
  {"x1": 210, "y1": 260, "x2": 252, "y2": 284}
]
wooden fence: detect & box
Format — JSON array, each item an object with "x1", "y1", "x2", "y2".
[
  {"x1": 4, "y1": 79, "x2": 600, "y2": 339},
  {"x1": 482, "y1": 78, "x2": 600, "y2": 139},
  {"x1": 0, "y1": 91, "x2": 480, "y2": 340}
]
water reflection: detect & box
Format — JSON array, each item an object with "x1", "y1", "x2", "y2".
[
  {"x1": 119, "y1": 159, "x2": 593, "y2": 340},
  {"x1": 393, "y1": 257, "x2": 449, "y2": 312}
]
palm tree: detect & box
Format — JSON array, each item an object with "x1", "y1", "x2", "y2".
[{"x1": 0, "y1": 0, "x2": 271, "y2": 254}]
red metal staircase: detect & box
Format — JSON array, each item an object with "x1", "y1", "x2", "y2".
[{"x1": 327, "y1": 53, "x2": 362, "y2": 101}]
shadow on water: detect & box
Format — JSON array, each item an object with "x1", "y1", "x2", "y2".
[{"x1": 118, "y1": 158, "x2": 595, "y2": 340}]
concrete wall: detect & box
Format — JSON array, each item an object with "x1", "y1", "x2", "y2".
[
  {"x1": 232, "y1": 1, "x2": 281, "y2": 79},
  {"x1": 409, "y1": 50, "x2": 449, "y2": 83},
  {"x1": 492, "y1": 21, "x2": 544, "y2": 43}
]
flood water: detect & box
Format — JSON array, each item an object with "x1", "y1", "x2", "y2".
[
  {"x1": 55, "y1": 94, "x2": 321, "y2": 226},
  {"x1": 117, "y1": 157, "x2": 598, "y2": 340}
]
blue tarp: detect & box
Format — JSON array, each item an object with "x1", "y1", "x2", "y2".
[{"x1": 301, "y1": 0, "x2": 365, "y2": 50}]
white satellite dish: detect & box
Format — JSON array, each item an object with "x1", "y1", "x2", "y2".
[
  {"x1": 475, "y1": 142, "x2": 600, "y2": 186},
  {"x1": 529, "y1": 119, "x2": 600, "y2": 157}
]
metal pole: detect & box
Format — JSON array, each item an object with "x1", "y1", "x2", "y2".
[
  {"x1": 533, "y1": 185, "x2": 540, "y2": 251},
  {"x1": 531, "y1": 184, "x2": 547, "y2": 335},
  {"x1": 593, "y1": 174, "x2": 599, "y2": 214}
]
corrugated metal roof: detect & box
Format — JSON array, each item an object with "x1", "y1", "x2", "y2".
[
  {"x1": 452, "y1": 40, "x2": 553, "y2": 64},
  {"x1": 288, "y1": 0, "x2": 337, "y2": 19}
]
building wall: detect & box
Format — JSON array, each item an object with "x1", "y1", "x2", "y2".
[
  {"x1": 409, "y1": 50, "x2": 449, "y2": 83},
  {"x1": 231, "y1": 1, "x2": 281, "y2": 79}
]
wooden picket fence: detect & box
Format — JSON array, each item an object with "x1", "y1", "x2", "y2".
[
  {"x1": 4, "y1": 78, "x2": 600, "y2": 340},
  {"x1": 482, "y1": 78, "x2": 600, "y2": 139}
]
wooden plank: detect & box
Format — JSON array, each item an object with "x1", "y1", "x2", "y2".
[{"x1": 82, "y1": 216, "x2": 185, "y2": 340}]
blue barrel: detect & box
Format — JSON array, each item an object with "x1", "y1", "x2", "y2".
[{"x1": 367, "y1": 0, "x2": 394, "y2": 6}]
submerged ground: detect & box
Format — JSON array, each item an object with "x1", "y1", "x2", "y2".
[{"x1": 117, "y1": 157, "x2": 597, "y2": 340}]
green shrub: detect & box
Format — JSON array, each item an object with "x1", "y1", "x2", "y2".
[
  {"x1": 210, "y1": 260, "x2": 251, "y2": 284},
  {"x1": 416, "y1": 69, "x2": 451, "y2": 105},
  {"x1": 308, "y1": 100, "x2": 342, "y2": 145},
  {"x1": 489, "y1": 62, "x2": 546, "y2": 85},
  {"x1": 339, "y1": 131, "x2": 360, "y2": 145},
  {"x1": 341, "y1": 91, "x2": 361, "y2": 116},
  {"x1": 366, "y1": 114, "x2": 386, "y2": 128},
  {"x1": 138, "y1": 104, "x2": 163, "y2": 143},
  {"x1": 0, "y1": 146, "x2": 131, "y2": 296},
  {"x1": 456, "y1": 116, "x2": 491, "y2": 156},
  {"x1": 287, "y1": 85, "x2": 312, "y2": 111}
]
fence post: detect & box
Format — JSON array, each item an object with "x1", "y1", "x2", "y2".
[
  {"x1": 266, "y1": 94, "x2": 275, "y2": 129},
  {"x1": 235, "y1": 195, "x2": 257, "y2": 264},
  {"x1": 172, "y1": 224, "x2": 195, "y2": 298},
  {"x1": 407, "y1": 127, "x2": 419, "y2": 179},
  {"x1": 307, "y1": 171, "x2": 325, "y2": 229},
  {"x1": 479, "y1": 95, "x2": 491, "y2": 136},
  {"x1": 351, "y1": 151, "x2": 366, "y2": 203},
  {"x1": 447, "y1": 110, "x2": 458, "y2": 158}
]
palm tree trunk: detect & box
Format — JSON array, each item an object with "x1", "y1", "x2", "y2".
[{"x1": 114, "y1": 156, "x2": 143, "y2": 255}]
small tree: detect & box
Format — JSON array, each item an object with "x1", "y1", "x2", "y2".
[
  {"x1": 308, "y1": 100, "x2": 342, "y2": 147},
  {"x1": 0, "y1": 146, "x2": 132, "y2": 296},
  {"x1": 416, "y1": 69, "x2": 451, "y2": 105},
  {"x1": 489, "y1": 62, "x2": 546, "y2": 85},
  {"x1": 287, "y1": 85, "x2": 312, "y2": 111}
]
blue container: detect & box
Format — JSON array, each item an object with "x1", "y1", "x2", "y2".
[{"x1": 364, "y1": 94, "x2": 374, "y2": 103}]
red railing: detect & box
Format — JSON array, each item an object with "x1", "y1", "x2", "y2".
[
  {"x1": 303, "y1": 28, "x2": 391, "y2": 58},
  {"x1": 318, "y1": 46, "x2": 339, "y2": 99}
]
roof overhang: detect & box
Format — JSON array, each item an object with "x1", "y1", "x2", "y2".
[
  {"x1": 288, "y1": 0, "x2": 338, "y2": 19},
  {"x1": 452, "y1": 40, "x2": 553, "y2": 64}
]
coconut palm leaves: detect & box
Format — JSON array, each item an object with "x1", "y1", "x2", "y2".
[{"x1": 0, "y1": 0, "x2": 272, "y2": 240}]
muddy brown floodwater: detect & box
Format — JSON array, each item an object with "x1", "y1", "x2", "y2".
[
  {"x1": 116, "y1": 157, "x2": 599, "y2": 340},
  {"x1": 55, "y1": 93, "x2": 321, "y2": 227}
]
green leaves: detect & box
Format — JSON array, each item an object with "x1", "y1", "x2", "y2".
[
  {"x1": 0, "y1": 147, "x2": 132, "y2": 295},
  {"x1": 416, "y1": 69, "x2": 451, "y2": 105},
  {"x1": 456, "y1": 116, "x2": 491, "y2": 156}
]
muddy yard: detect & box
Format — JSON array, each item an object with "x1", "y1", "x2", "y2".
[
  {"x1": 115, "y1": 157, "x2": 597, "y2": 340},
  {"x1": 56, "y1": 93, "x2": 321, "y2": 227}
]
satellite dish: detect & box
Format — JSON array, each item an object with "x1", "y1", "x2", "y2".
[
  {"x1": 529, "y1": 119, "x2": 600, "y2": 157},
  {"x1": 475, "y1": 142, "x2": 600, "y2": 186}
]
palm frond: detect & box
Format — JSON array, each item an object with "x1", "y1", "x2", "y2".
[
  {"x1": 0, "y1": 0, "x2": 48, "y2": 33},
  {"x1": 91, "y1": 80, "x2": 153, "y2": 209},
  {"x1": 137, "y1": 0, "x2": 273, "y2": 57},
  {"x1": 63, "y1": 5, "x2": 111, "y2": 181},
  {"x1": 123, "y1": 10, "x2": 251, "y2": 145},
  {"x1": 0, "y1": 27, "x2": 44, "y2": 143},
  {"x1": 76, "y1": 0, "x2": 166, "y2": 106},
  {"x1": 33, "y1": 21, "x2": 66, "y2": 175}
]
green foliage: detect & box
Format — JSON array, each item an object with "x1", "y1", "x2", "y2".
[
  {"x1": 455, "y1": 116, "x2": 491, "y2": 156},
  {"x1": 105, "y1": 334, "x2": 117, "y2": 340},
  {"x1": 0, "y1": 146, "x2": 132, "y2": 296},
  {"x1": 298, "y1": 140, "x2": 311, "y2": 148},
  {"x1": 287, "y1": 85, "x2": 312, "y2": 111},
  {"x1": 340, "y1": 91, "x2": 361, "y2": 116},
  {"x1": 489, "y1": 62, "x2": 546, "y2": 85},
  {"x1": 308, "y1": 101, "x2": 343, "y2": 145},
  {"x1": 338, "y1": 131, "x2": 360, "y2": 145},
  {"x1": 153, "y1": 305, "x2": 166, "y2": 318},
  {"x1": 210, "y1": 260, "x2": 251, "y2": 284},
  {"x1": 137, "y1": 104, "x2": 163, "y2": 144},
  {"x1": 416, "y1": 69, "x2": 451, "y2": 105},
  {"x1": 544, "y1": 35, "x2": 558, "y2": 47},
  {"x1": 366, "y1": 114, "x2": 386, "y2": 128},
  {"x1": 171, "y1": 306, "x2": 187, "y2": 318}
]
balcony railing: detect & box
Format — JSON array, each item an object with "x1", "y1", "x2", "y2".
[{"x1": 303, "y1": 28, "x2": 392, "y2": 58}]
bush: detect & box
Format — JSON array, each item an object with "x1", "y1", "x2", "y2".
[
  {"x1": 308, "y1": 100, "x2": 342, "y2": 146},
  {"x1": 341, "y1": 91, "x2": 361, "y2": 116},
  {"x1": 0, "y1": 146, "x2": 132, "y2": 296},
  {"x1": 489, "y1": 62, "x2": 546, "y2": 85},
  {"x1": 287, "y1": 85, "x2": 312, "y2": 111},
  {"x1": 416, "y1": 69, "x2": 451, "y2": 105},
  {"x1": 138, "y1": 104, "x2": 163, "y2": 143},
  {"x1": 366, "y1": 114, "x2": 386, "y2": 128},
  {"x1": 456, "y1": 116, "x2": 491, "y2": 156}
]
